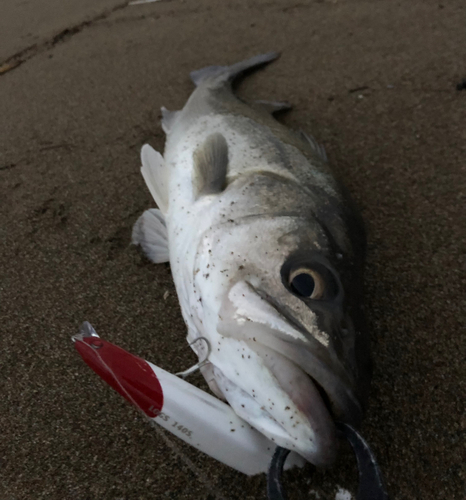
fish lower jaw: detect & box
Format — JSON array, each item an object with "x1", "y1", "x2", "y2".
[{"x1": 212, "y1": 366, "x2": 338, "y2": 467}]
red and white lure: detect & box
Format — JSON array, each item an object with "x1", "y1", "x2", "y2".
[
  {"x1": 72, "y1": 322, "x2": 304, "y2": 476},
  {"x1": 72, "y1": 323, "x2": 389, "y2": 499}
]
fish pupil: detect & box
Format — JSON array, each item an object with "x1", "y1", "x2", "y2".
[{"x1": 291, "y1": 273, "x2": 315, "y2": 297}]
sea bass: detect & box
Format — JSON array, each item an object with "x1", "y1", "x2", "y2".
[{"x1": 132, "y1": 53, "x2": 371, "y2": 467}]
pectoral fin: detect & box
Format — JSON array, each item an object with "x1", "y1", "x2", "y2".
[
  {"x1": 132, "y1": 209, "x2": 169, "y2": 263},
  {"x1": 140, "y1": 144, "x2": 169, "y2": 214},
  {"x1": 192, "y1": 133, "x2": 229, "y2": 198}
]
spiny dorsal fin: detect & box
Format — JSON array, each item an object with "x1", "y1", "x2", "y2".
[
  {"x1": 140, "y1": 144, "x2": 169, "y2": 214},
  {"x1": 300, "y1": 130, "x2": 328, "y2": 163},
  {"x1": 192, "y1": 133, "x2": 229, "y2": 198},
  {"x1": 190, "y1": 52, "x2": 279, "y2": 88},
  {"x1": 254, "y1": 100, "x2": 292, "y2": 115},
  {"x1": 132, "y1": 208, "x2": 169, "y2": 263}
]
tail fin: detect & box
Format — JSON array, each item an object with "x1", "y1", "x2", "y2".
[{"x1": 190, "y1": 52, "x2": 279, "y2": 88}]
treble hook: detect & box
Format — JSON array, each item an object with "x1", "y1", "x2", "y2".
[
  {"x1": 175, "y1": 337, "x2": 211, "y2": 379},
  {"x1": 267, "y1": 423, "x2": 389, "y2": 500}
]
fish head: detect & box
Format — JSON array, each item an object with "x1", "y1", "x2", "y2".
[{"x1": 195, "y1": 214, "x2": 371, "y2": 466}]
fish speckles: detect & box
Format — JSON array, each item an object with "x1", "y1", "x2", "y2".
[{"x1": 150, "y1": 57, "x2": 367, "y2": 464}]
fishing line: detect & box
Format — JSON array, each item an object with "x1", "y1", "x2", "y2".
[{"x1": 266, "y1": 424, "x2": 390, "y2": 500}]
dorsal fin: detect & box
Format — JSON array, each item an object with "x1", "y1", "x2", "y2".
[
  {"x1": 192, "y1": 133, "x2": 229, "y2": 198},
  {"x1": 300, "y1": 130, "x2": 328, "y2": 162},
  {"x1": 140, "y1": 144, "x2": 169, "y2": 214},
  {"x1": 254, "y1": 100, "x2": 292, "y2": 115},
  {"x1": 190, "y1": 52, "x2": 279, "y2": 88}
]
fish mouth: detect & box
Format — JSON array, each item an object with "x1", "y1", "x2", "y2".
[
  {"x1": 211, "y1": 280, "x2": 364, "y2": 466},
  {"x1": 211, "y1": 345, "x2": 339, "y2": 467}
]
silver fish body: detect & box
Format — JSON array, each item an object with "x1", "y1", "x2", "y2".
[{"x1": 133, "y1": 53, "x2": 371, "y2": 467}]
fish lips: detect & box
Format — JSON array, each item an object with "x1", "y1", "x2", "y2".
[
  {"x1": 220, "y1": 281, "x2": 365, "y2": 426},
  {"x1": 221, "y1": 320, "x2": 364, "y2": 419},
  {"x1": 214, "y1": 336, "x2": 339, "y2": 466},
  {"x1": 214, "y1": 287, "x2": 365, "y2": 465}
]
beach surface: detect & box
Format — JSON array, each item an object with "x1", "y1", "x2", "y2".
[{"x1": 1, "y1": 1, "x2": 465, "y2": 498}]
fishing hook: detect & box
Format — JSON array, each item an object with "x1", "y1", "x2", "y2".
[
  {"x1": 267, "y1": 422, "x2": 389, "y2": 500},
  {"x1": 175, "y1": 337, "x2": 211, "y2": 379}
]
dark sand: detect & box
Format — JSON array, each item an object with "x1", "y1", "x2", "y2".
[{"x1": 1, "y1": 1, "x2": 465, "y2": 499}]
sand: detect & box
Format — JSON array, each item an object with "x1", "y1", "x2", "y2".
[{"x1": 1, "y1": 1, "x2": 465, "y2": 498}]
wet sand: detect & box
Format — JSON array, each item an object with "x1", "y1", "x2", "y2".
[{"x1": 1, "y1": 1, "x2": 465, "y2": 498}]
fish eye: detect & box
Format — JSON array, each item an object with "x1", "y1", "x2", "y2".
[{"x1": 289, "y1": 268, "x2": 325, "y2": 299}]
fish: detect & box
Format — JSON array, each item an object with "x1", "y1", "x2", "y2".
[{"x1": 132, "y1": 52, "x2": 371, "y2": 467}]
